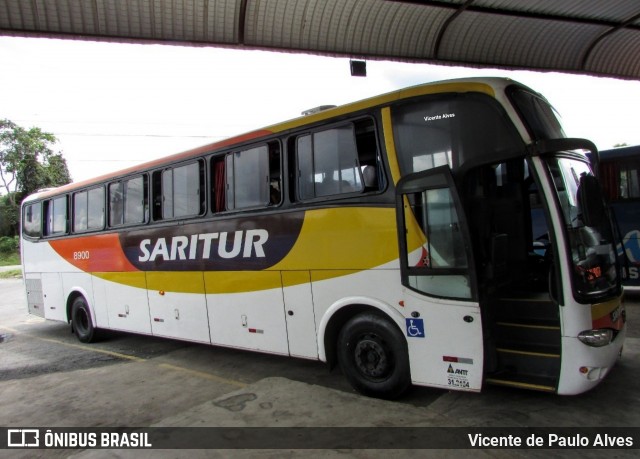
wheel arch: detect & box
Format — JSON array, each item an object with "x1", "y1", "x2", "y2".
[
  {"x1": 319, "y1": 296, "x2": 406, "y2": 370},
  {"x1": 65, "y1": 288, "x2": 93, "y2": 325}
]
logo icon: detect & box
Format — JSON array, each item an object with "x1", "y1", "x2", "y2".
[{"x1": 7, "y1": 429, "x2": 40, "y2": 448}]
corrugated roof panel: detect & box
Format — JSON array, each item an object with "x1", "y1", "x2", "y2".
[
  {"x1": 473, "y1": 0, "x2": 640, "y2": 23},
  {"x1": 36, "y1": 0, "x2": 95, "y2": 34},
  {"x1": 0, "y1": 0, "x2": 239, "y2": 42},
  {"x1": 0, "y1": 0, "x2": 36, "y2": 30},
  {"x1": 245, "y1": 0, "x2": 449, "y2": 58},
  {"x1": 586, "y1": 28, "x2": 640, "y2": 78},
  {"x1": 439, "y1": 11, "x2": 606, "y2": 71},
  {"x1": 98, "y1": 0, "x2": 149, "y2": 38},
  {"x1": 2, "y1": 0, "x2": 640, "y2": 80},
  {"x1": 208, "y1": 0, "x2": 240, "y2": 43}
]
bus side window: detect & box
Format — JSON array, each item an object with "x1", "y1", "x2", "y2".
[
  {"x1": 23, "y1": 202, "x2": 42, "y2": 238},
  {"x1": 293, "y1": 118, "x2": 380, "y2": 201},
  {"x1": 620, "y1": 164, "x2": 640, "y2": 199},
  {"x1": 402, "y1": 186, "x2": 472, "y2": 299},
  {"x1": 109, "y1": 181, "x2": 124, "y2": 226},
  {"x1": 44, "y1": 195, "x2": 68, "y2": 236},
  {"x1": 73, "y1": 186, "x2": 105, "y2": 232},
  {"x1": 222, "y1": 141, "x2": 280, "y2": 211},
  {"x1": 269, "y1": 142, "x2": 282, "y2": 206},
  {"x1": 354, "y1": 118, "x2": 383, "y2": 191},
  {"x1": 87, "y1": 186, "x2": 105, "y2": 230},
  {"x1": 109, "y1": 175, "x2": 148, "y2": 226},
  {"x1": 73, "y1": 191, "x2": 88, "y2": 232},
  {"x1": 211, "y1": 156, "x2": 226, "y2": 213},
  {"x1": 153, "y1": 161, "x2": 203, "y2": 220}
]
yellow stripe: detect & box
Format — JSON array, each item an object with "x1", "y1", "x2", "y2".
[
  {"x1": 485, "y1": 378, "x2": 555, "y2": 392},
  {"x1": 95, "y1": 271, "x2": 146, "y2": 289},
  {"x1": 270, "y1": 207, "x2": 399, "y2": 271},
  {"x1": 591, "y1": 294, "x2": 623, "y2": 320},
  {"x1": 281, "y1": 270, "x2": 310, "y2": 288},
  {"x1": 12, "y1": 330, "x2": 246, "y2": 386},
  {"x1": 159, "y1": 363, "x2": 247, "y2": 388},
  {"x1": 381, "y1": 107, "x2": 402, "y2": 185},
  {"x1": 497, "y1": 348, "x2": 560, "y2": 358},
  {"x1": 496, "y1": 322, "x2": 560, "y2": 331},
  {"x1": 203, "y1": 270, "x2": 281, "y2": 294},
  {"x1": 39, "y1": 337, "x2": 145, "y2": 362},
  {"x1": 146, "y1": 271, "x2": 205, "y2": 294}
]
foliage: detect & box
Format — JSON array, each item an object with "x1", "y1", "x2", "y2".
[
  {"x1": 0, "y1": 235, "x2": 19, "y2": 254},
  {"x1": 0, "y1": 235, "x2": 18, "y2": 253},
  {"x1": 0, "y1": 235, "x2": 20, "y2": 268},
  {"x1": 0, "y1": 119, "x2": 72, "y2": 235},
  {"x1": 0, "y1": 194, "x2": 19, "y2": 236},
  {"x1": 0, "y1": 253, "x2": 20, "y2": 267}
]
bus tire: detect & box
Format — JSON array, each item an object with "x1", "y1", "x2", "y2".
[
  {"x1": 337, "y1": 312, "x2": 411, "y2": 399},
  {"x1": 71, "y1": 296, "x2": 98, "y2": 343}
]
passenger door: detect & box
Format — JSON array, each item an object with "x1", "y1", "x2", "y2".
[{"x1": 396, "y1": 166, "x2": 484, "y2": 391}]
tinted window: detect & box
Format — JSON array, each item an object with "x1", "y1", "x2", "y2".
[
  {"x1": 161, "y1": 161, "x2": 204, "y2": 219},
  {"x1": 23, "y1": 203, "x2": 42, "y2": 238},
  {"x1": 392, "y1": 94, "x2": 523, "y2": 175},
  {"x1": 221, "y1": 142, "x2": 281, "y2": 211},
  {"x1": 296, "y1": 124, "x2": 364, "y2": 200},
  {"x1": 74, "y1": 186, "x2": 104, "y2": 232},
  {"x1": 226, "y1": 146, "x2": 269, "y2": 210},
  {"x1": 600, "y1": 159, "x2": 640, "y2": 202},
  {"x1": 398, "y1": 170, "x2": 473, "y2": 300},
  {"x1": 509, "y1": 88, "x2": 565, "y2": 141},
  {"x1": 45, "y1": 196, "x2": 67, "y2": 236},
  {"x1": 110, "y1": 175, "x2": 147, "y2": 226}
]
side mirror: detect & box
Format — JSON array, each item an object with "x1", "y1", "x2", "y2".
[{"x1": 578, "y1": 175, "x2": 605, "y2": 228}]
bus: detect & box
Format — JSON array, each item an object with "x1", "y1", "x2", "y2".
[
  {"x1": 599, "y1": 145, "x2": 640, "y2": 288},
  {"x1": 21, "y1": 78, "x2": 625, "y2": 398}
]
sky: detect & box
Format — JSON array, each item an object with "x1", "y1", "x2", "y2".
[{"x1": 2, "y1": 36, "x2": 640, "y2": 184}]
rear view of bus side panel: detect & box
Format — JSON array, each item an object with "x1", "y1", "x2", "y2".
[
  {"x1": 24, "y1": 277, "x2": 45, "y2": 318},
  {"x1": 22, "y1": 239, "x2": 71, "y2": 323}
]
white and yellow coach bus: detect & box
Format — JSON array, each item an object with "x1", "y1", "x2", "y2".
[{"x1": 21, "y1": 78, "x2": 626, "y2": 398}]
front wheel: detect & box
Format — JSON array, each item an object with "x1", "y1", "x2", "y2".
[
  {"x1": 337, "y1": 312, "x2": 411, "y2": 399},
  {"x1": 71, "y1": 296, "x2": 98, "y2": 343}
]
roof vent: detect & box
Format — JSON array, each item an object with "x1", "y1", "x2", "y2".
[{"x1": 301, "y1": 105, "x2": 337, "y2": 116}]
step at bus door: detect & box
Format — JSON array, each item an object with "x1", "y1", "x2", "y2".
[{"x1": 396, "y1": 165, "x2": 483, "y2": 391}]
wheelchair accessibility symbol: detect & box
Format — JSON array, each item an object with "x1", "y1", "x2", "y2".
[{"x1": 405, "y1": 318, "x2": 425, "y2": 338}]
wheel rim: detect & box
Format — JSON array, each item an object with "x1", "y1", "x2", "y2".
[{"x1": 353, "y1": 334, "x2": 393, "y2": 381}]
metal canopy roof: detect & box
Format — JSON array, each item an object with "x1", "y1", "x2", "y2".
[{"x1": 2, "y1": 0, "x2": 640, "y2": 80}]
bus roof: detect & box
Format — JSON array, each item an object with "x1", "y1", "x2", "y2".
[
  {"x1": 599, "y1": 145, "x2": 640, "y2": 162},
  {"x1": 24, "y1": 77, "x2": 527, "y2": 203}
]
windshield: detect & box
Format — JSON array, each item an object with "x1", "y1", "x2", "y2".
[
  {"x1": 546, "y1": 157, "x2": 619, "y2": 300},
  {"x1": 392, "y1": 93, "x2": 524, "y2": 175},
  {"x1": 508, "y1": 87, "x2": 565, "y2": 141}
]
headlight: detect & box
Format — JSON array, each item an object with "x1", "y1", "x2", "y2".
[{"x1": 578, "y1": 329, "x2": 613, "y2": 347}]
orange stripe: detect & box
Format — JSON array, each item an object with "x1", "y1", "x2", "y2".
[
  {"x1": 32, "y1": 129, "x2": 274, "y2": 200},
  {"x1": 49, "y1": 234, "x2": 139, "y2": 272}
]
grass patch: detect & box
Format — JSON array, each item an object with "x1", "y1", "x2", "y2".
[
  {"x1": 0, "y1": 269, "x2": 22, "y2": 279},
  {"x1": 0, "y1": 251, "x2": 20, "y2": 266}
]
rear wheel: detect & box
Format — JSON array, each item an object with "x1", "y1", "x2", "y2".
[
  {"x1": 71, "y1": 296, "x2": 98, "y2": 343},
  {"x1": 337, "y1": 312, "x2": 411, "y2": 399}
]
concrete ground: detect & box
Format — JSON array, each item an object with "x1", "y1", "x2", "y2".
[{"x1": 1, "y1": 277, "x2": 639, "y2": 458}]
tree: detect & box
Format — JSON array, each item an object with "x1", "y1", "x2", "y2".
[{"x1": 0, "y1": 119, "x2": 71, "y2": 236}]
